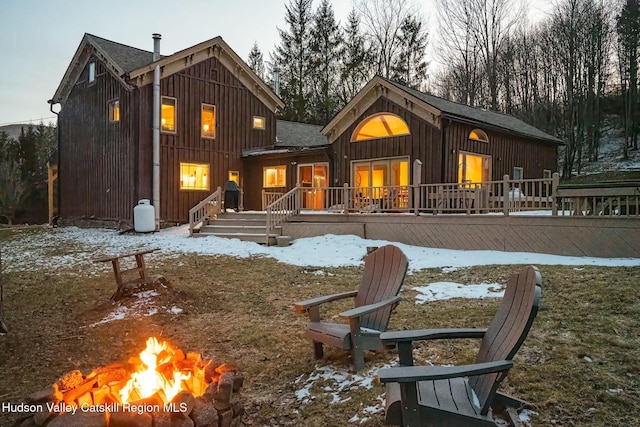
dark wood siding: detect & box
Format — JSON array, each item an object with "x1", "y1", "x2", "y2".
[
  {"x1": 330, "y1": 96, "x2": 558, "y2": 187},
  {"x1": 136, "y1": 56, "x2": 277, "y2": 222},
  {"x1": 442, "y1": 120, "x2": 558, "y2": 183},
  {"x1": 330, "y1": 97, "x2": 443, "y2": 186},
  {"x1": 58, "y1": 56, "x2": 138, "y2": 221},
  {"x1": 243, "y1": 151, "x2": 329, "y2": 211}
]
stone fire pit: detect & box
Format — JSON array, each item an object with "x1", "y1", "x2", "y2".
[{"x1": 13, "y1": 338, "x2": 244, "y2": 427}]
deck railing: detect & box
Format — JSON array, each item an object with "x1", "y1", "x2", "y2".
[
  {"x1": 554, "y1": 182, "x2": 640, "y2": 217},
  {"x1": 265, "y1": 186, "x2": 301, "y2": 244},
  {"x1": 188, "y1": 187, "x2": 222, "y2": 236}
]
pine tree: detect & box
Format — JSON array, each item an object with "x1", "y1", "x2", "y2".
[
  {"x1": 617, "y1": 0, "x2": 640, "y2": 157},
  {"x1": 247, "y1": 42, "x2": 265, "y2": 80},
  {"x1": 339, "y1": 8, "x2": 373, "y2": 104},
  {"x1": 272, "y1": 0, "x2": 314, "y2": 122},
  {"x1": 309, "y1": 0, "x2": 343, "y2": 124},
  {"x1": 392, "y1": 14, "x2": 429, "y2": 89}
]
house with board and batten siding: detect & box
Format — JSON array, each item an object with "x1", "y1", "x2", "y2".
[
  {"x1": 50, "y1": 33, "x2": 561, "y2": 227},
  {"x1": 50, "y1": 33, "x2": 283, "y2": 226}
]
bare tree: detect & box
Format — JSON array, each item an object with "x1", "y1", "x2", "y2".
[{"x1": 354, "y1": 0, "x2": 421, "y2": 78}]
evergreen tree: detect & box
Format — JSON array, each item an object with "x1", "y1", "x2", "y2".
[
  {"x1": 339, "y1": 8, "x2": 374, "y2": 104},
  {"x1": 392, "y1": 14, "x2": 429, "y2": 89},
  {"x1": 0, "y1": 132, "x2": 24, "y2": 224},
  {"x1": 309, "y1": 0, "x2": 343, "y2": 124},
  {"x1": 247, "y1": 41, "x2": 266, "y2": 80},
  {"x1": 272, "y1": 0, "x2": 314, "y2": 122}
]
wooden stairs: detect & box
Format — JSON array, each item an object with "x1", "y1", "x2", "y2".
[{"x1": 193, "y1": 212, "x2": 290, "y2": 246}]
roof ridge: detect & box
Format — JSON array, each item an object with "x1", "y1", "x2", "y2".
[{"x1": 85, "y1": 33, "x2": 153, "y2": 55}]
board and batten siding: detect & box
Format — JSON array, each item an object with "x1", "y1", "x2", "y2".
[
  {"x1": 330, "y1": 97, "x2": 443, "y2": 186},
  {"x1": 441, "y1": 120, "x2": 558, "y2": 182},
  {"x1": 136, "y1": 55, "x2": 277, "y2": 222},
  {"x1": 58, "y1": 57, "x2": 138, "y2": 221}
]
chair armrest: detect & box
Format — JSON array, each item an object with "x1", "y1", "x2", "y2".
[
  {"x1": 294, "y1": 290, "x2": 358, "y2": 314},
  {"x1": 339, "y1": 296, "x2": 401, "y2": 319},
  {"x1": 380, "y1": 328, "x2": 487, "y2": 345},
  {"x1": 377, "y1": 360, "x2": 513, "y2": 384}
]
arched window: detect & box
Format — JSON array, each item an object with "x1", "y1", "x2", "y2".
[
  {"x1": 351, "y1": 113, "x2": 410, "y2": 142},
  {"x1": 469, "y1": 128, "x2": 489, "y2": 143}
]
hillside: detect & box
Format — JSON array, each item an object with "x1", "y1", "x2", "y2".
[{"x1": 566, "y1": 118, "x2": 640, "y2": 184}]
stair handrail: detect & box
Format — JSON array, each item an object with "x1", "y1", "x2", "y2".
[
  {"x1": 189, "y1": 186, "x2": 222, "y2": 236},
  {"x1": 265, "y1": 185, "x2": 300, "y2": 245}
]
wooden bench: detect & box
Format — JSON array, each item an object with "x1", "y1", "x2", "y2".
[{"x1": 94, "y1": 248, "x2": 164, "y2": 300}]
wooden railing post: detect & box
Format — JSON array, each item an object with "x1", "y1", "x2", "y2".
[
  {"x1": 551, "y1": 172, "x2": 560, "y2": 216},
  {"x1": 343, "y1": 183, "x2": 349, "y2": 215},
  {"x1": 413, "y1": 159, "x2": 422, "y2": 215},
  {"x1": 503, "y1": 174, "x2": 510, "y2": 216}
]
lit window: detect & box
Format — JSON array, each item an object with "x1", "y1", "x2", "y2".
[
  {"x1": 253, "y1": 116, "x2": 265, "y2": 129},
  {"x1": 202, "y1": 104, "x2": 216, "y2": 138},
  {"x1": 180, "y1": 162, "x2": 209, "y2": 191},
  {"x1": 161, "y1": 97, "x2": 176, "y2": 132},
  {"x1": 469, "y1": 128, "x2": 489, "y2": 142},
  {"x1": 263, "y1": 166, "x2": 286, "y2": 187},
  {"x1": 351, "y1": 113, "x2": 410, "y2": 142},
  {"x1": 89, "y1": 62, "x2": 95, "y2": 83},
  {"x1": 458, "y1": 152, "x2": 492, "y2": 184},
  {"x1": 229, "y1": 170, "x2": 240, "y2": 185},
  {"x1": 108, "y1": 99, "x2": 120, "y2": 122}
]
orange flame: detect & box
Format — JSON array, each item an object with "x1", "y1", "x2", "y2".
[{"x1": 119, "y1": 337, "x2": 195, "y2": 403}]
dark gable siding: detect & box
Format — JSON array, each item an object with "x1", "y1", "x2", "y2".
[
  {"x1": 331, "y1": 97, "x2": 443, "y2": 186},
  {"x1": 442, "y1": 120, "x2": 558, "y2": 183},
  {"x1": 59, "y1": 56, "x2": 138, "y2": 221},
  {"x1": 136, "y1": 56, "x2": 277, "y2": 222}
]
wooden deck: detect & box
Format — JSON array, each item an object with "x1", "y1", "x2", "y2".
[{"x1": 281, "y1": 213, "x2": 640, "y2": 258}]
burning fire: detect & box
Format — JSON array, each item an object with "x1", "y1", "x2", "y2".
[{"x1": 118, "y1": 337, "x2": 208, "y2": 404}]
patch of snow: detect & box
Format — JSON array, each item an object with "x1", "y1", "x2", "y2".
[
  {"x1": 519, "y1": 409, "x2": 538, "y2": 422},
  {"x1": 608, "y1": 388, "x2": 623, "y2": 394},
  {"x1": 584, "y1": 356, "x2": 593, "y2": 363},
  {"x1": 413, "y1": 282, "x2": 504, "y2": 304}
]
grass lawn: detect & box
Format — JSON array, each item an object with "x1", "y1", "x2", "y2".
[{"x1": 0, "y1": 227, "x2": 639, "y2": 426}]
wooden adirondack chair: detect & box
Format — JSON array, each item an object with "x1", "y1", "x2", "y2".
[
  {"x1": 294, "y1": 245, "x2": 409, "y2": 372},
  {"x1": 378, "y1": 265, "x2": 542, "y2": 426}
]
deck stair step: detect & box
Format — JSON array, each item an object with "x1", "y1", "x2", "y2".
[{"x1": 194, "y1": 211, "x2": 285, "y2": 245}]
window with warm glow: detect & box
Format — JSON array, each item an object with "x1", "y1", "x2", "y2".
[
  {"x1": 263, "y1": 165, "x2": 286, "y2": 187},
  {"x1": 229, "y1": 170, "x2": 240, "y2": 185},
  {"x1": 162, "y1": 97, "x2": 176, "y2": 132},
  {"x1": 469, "y1": 128, "x2": 489, "y2": 143},
  {"x1": 202, "y1": 104, "x2": 216, "y2": 138},
  {"x1": 352, "y1": 157, "x2": 409, "y2": 196},
  {"x1": 253, "y1": 116, "x2": 265, "y2": 129},
  {"x1": 351, "y1": 113, "x2": 410, "y2": 142},
  {"x1": 458, "y1": 152, "x2": 491, "y2": 184},
  {"x1": 180, "y1": 162, "x2": 209, "y2": 191},
  {"x1": 109, "y1": 99, "x2": 120, "y2": 122}
]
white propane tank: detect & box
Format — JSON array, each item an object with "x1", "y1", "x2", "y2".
[{"x1": 134, "y1": 199, "x2": 155, "y2": 232}]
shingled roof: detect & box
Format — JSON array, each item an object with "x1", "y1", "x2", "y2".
[
  {"x1": 322, "y1": 75, "x2": 562, "y2": 145},
  {"x1": 381, "y1": 77, "x2": 562, "y2": 144},
  {"x1": 275, "y1": 120, "x2": 327, "y2": 148},
  {"x1": 52, "y1": 33, "x2": 283, "y2": 112},
  {"x1": 84, "y1": 33, "x2": 156, "y2": 73}
]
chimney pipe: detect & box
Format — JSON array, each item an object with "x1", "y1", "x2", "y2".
[
  {"x1": 153, "y1": 33, "x2": 161, "y2": 61},
  {"x1": 152, "y1": 34, "x2": 161, "y2": 230}
]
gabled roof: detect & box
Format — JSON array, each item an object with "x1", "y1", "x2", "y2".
[
  {"x1": 322, "y1": 75, "x2": 562, "y2": 144},
  {"x1": 51, "y1": 34, "x2": 283, "y2": 112}
]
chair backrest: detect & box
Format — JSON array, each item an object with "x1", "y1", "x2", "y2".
[
  {"x1": 469, "y1": 265, "x2": 542, "y2": 414},
  {"x1": 355, "y1": 245, "x2": 409, "y2": 331}
]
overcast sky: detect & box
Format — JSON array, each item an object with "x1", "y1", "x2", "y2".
[
  {"x1": 0, "y1": 0, "x2": 553, "y2": 127},
  {"x1": 0, "y1": 0, "x2": 359, "y2": 126}
]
